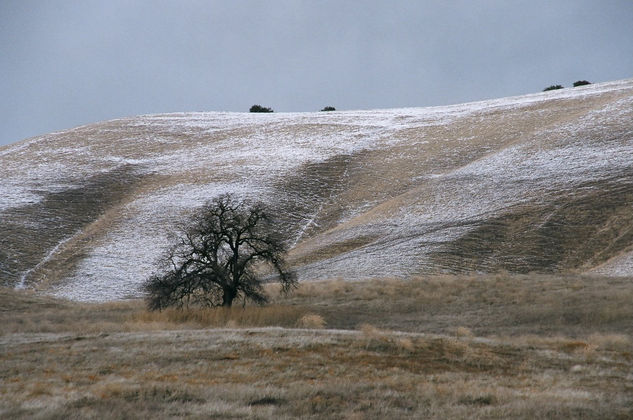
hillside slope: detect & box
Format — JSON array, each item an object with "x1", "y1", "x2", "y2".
[{"x1": 1, "y1": 79, "x2": 632, "y2": 301}]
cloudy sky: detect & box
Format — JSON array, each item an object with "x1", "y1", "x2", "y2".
[{"x1": 1, "y1": 0, "x2": 632, "y2": 146}]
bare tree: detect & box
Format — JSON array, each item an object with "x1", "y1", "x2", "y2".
[{"x1": 143, "y1": 194, "x2": 296, "y2": 310}]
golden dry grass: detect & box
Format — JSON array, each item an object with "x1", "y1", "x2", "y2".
[
  {"x1": 295, "y1": 313, "x2": 326, "y2": 329},
  {"x1": 280, "y1": 274, "x2": 633, "y2": 337},
  {"x1": 1, "y1": 274, "x2": 632, "y2": 419},
  {"x1": 129, "y1": 305, "x2": 308, "y2": 329}
]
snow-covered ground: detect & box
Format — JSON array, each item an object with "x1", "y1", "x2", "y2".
[{"x1": 1, "y1": 79, "x2": 632, "y2": 301}]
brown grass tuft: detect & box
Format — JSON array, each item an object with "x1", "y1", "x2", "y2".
[
  {"x1": 128, "y1": 305, "x2": 307, "y2": 329},
  {"x1": 359, "y1": 323, "x2": 385, "y2": 340},
  {"x1": 395, "y1": 337, "x2": 415, "y2": 352},
  {"x1": 455, "y1": 326, "x2": 474, "y2": 338},
  {"x1": 296, "y1": 313, "x2": 326, "y2": 329}
]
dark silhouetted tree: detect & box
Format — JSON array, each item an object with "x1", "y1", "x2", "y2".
[
  {"x1": 249, "y1": 104, "x2": 274, "y2": 113},
  {"x1": 573, "y1": 80, "x2": 591, "y2": 87},
  {"x1": 320, "y1": 106, "x2": 336, "y2": 112},
  {"x1": 143, "y1": 194, "x2": 296, "y2": 310},
  {"x1": 543, "y1": 85, "x2": 564, "y2": 91}
]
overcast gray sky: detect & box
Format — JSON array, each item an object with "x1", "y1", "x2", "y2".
[{"x1": 1, "y1": 0, "x2": 632, "y2": 146}]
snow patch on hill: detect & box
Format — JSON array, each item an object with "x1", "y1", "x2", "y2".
[{"x1": 1, "y1": 79, "x2": 632, "y2": 301}]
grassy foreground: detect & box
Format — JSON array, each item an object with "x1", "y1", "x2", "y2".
[{"x1": 1, "y1": 274, "x2": 632, "y2": 419}]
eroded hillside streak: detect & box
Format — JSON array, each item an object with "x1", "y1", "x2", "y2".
[
  {"x1": 270, "y1": 152, "x2": 381, "y2": 244},
  {"x1": 285, "y1": 86, "x2": 633, "y2": 279},
  {"x1": 0, "y1": 165, "x2": 147, "y2": 288},
  {"x1": 431, "y1": 172, "x2": 633, "y2": 273}
]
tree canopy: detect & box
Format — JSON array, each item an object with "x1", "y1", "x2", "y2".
[{"x1": 143, "y1": 194, "x2": 296, "y2": 310}]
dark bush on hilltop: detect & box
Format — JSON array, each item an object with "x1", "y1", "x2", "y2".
[
  {"x1": 573, "y1": 80, "x2": 591, "y2": 87},
  {"x1": 249, "y1": 104, "x2": 274, "y2": 113},
  {"x1": 320, "y1": 106, "x2": 336, "y2": 112},
  {"x1": 543, "y1": 85, "x2": 564, "y2": 92}
]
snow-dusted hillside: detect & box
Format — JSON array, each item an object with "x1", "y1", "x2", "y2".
[{"x1": 1, "y1": 79, "x2": 632, "y2": 301}]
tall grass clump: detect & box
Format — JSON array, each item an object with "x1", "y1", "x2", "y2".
[{"x1": 130, "y1": 305, "x2": 307, "y2": 329}]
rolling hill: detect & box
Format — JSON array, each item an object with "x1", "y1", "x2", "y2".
[{"x1": 1, "y1": 79, "x2": 632, "y2": 301}]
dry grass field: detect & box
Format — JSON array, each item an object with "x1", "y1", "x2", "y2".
[{"x1": 2, "y1": 274, "x2": 632, "y2": 419}]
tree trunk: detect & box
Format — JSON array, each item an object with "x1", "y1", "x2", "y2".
[{"x1": 222, "y1": 288, "x2": 237, "y2": 307}]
